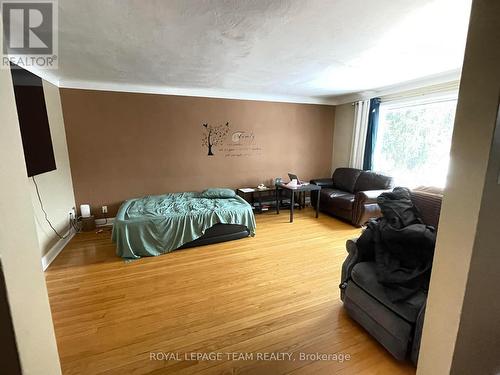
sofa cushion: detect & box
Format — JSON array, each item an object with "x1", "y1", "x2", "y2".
[
  {"x1": 320, "y1": 188, "x2": 355, "y2": 210},
  {"x1": 332, "y1": 168, "x2": 362, "y2": 193},
  {"x1": 331, "y1": 194, "x2": 355, "y2": 211},
  {"x1": 320, "y1": 188, "x2": 350, "y2": 200},
  {"x1": 354, "y1": 171, "x2": 394, "y2": 192},
  {"x1": 350, "y1": 262, "x2": 426, "y2": 323}
]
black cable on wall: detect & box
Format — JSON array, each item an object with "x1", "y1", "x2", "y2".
[{"x1": 31, "y1": 176, "x2": 71, "y2": 240}]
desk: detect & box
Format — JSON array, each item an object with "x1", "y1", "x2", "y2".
[{"x1": 276, "y1": 183, "x2": 321, "y2": 223}]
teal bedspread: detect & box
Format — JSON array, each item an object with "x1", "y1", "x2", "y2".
[{"x1": 112, "y1": 192, "x2": 256, "y2": 258}]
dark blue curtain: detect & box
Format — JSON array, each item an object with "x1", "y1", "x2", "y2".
[{"x1": 363, "y1": 98, "x2": 381, "y2": 170}]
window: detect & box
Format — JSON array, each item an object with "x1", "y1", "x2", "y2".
[{"x1": 372, "y1": 95, "x2": 457, "y2": 188}]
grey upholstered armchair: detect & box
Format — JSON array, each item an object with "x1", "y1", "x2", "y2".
[{"x1": 340, "y1": 189, "x2": 442, "y2": 364}]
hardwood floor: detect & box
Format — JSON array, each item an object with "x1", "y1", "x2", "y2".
[{"x1": 45, "y1": 208, "x2": 416, "y2": 375}]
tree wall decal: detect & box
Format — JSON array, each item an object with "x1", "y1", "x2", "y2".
[{"x1": 201, "y1": 122, "x2": 229, "y2": 156}]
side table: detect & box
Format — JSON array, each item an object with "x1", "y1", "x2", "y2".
[{"x1": 276, "y1": 183, "x2": 321, "y2": 223}]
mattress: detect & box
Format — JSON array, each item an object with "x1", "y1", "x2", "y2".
[{"x1": 112, "y1": 192, "x2": 256, "y2": 258}]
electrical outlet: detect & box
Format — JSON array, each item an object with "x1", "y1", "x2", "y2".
[
  {"x1": 102, "y1": 206, "x2": 108, "y2": 214},
  {"x1": 69, "y1": 207, "x2": 76, "y2": 218}
]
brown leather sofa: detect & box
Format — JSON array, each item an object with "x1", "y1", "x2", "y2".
[{"x1": 311, "y1": 168, "x2": 394, "y2": 226}]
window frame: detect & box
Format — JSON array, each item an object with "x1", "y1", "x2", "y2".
[{"x1": 372, "y1": 91, "x2": 459, "y2": 188}]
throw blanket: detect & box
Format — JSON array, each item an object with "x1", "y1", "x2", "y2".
[
  {"x1": 359, "y1": 187, "x2": 436, "y2": 301},
  {"x1": 112, "y1": 192, "x2": 256, "y2": 258}
]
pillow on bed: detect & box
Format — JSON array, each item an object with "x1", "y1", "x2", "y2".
[{"x1": 200, "y1": 188, "x2": 236, "y2": 199}]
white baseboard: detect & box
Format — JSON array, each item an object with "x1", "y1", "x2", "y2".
[
  {"x1": 95, "y1": 217, "x2": 115, "y2": 227},
  {"x1": 41, "y1": 218, "x2": 115, "y2": 271},
  {"x1": 41, "y1": 230, "x2": 75, "y2": 271}
]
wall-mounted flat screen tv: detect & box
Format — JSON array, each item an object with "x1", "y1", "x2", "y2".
[{"x1": 10, "y1": 63, "x2": 56, "y2": 177}]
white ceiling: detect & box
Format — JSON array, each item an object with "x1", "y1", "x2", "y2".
[{"x1": 43, "y1": 0, "x2": 471, "y2": 104}]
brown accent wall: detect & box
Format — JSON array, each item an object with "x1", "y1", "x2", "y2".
[{"x1": 60, "y1": 89, "x2": 335, "y2": 217}]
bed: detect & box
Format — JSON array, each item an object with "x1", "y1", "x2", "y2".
[{"x1": 112, "y1": 191, "x2": 256, "y2": 258}]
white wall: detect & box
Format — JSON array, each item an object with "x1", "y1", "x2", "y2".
[
  {"x1": 0, "y1": 62, "x2": 62, "y2": 374},
  {"x1": 30, "y1": 82, "x2": 76, "y2": 257},
  {"x1": 331, "y1": 102, "x2": 354, "y2": 172},
  {"x1": 417, "y1": 0, "x2": 500, "y2": 373}
]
